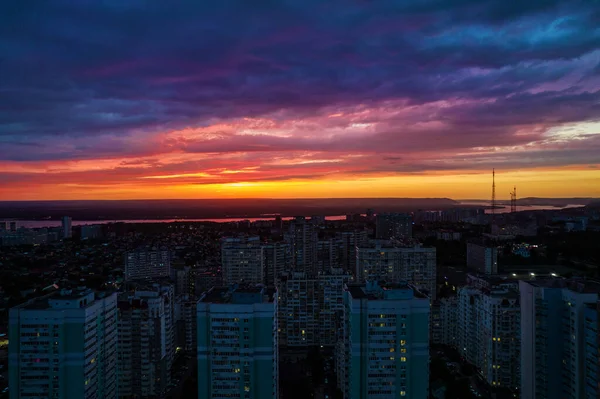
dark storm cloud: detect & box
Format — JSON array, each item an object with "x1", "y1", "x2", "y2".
[{"x1": 0, "y1": 0, "x2": 599, "y2": 170}]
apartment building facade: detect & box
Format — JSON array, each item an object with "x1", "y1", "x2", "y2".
[
  {"x1": 9, "y1": 288, "x2": 118, "y2": 399},
  {"x1": 197, "y1": 286, "x2": 278, "y2": 399}
]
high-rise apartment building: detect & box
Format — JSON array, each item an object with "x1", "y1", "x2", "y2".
[
  {"x1": 467, "y1": 240, "x2": 498, "y2": 275},
  {"x1": 124, "y1": 248, "x2": 171, "y2": 281},
  {"x1": 61, "y1": 216, "x2": 72, "y2": 239},
  {"x1": 520, "y1": 279, "x2": 600, "y2": 399},
  {"x1": 262, "y1": 242, "x2": 293, "y2": 285},
  {"x1": 316, "y1": 238, "x2": 344, "y2": 272},
  {"x1": 456, "y1": 276, "x2": 520, "y2": 390},
  {"x1": 0, "y1": 220, "x2": 18, "y2": 231},
  {"x1": 357, "y1": 241, "x2": 437, "y2": 300},
  {"x1": 117, "y1": 281, "x2": 176, "y2": 398},
  {"x1": 9, "y1": 288, "x2": 118, "y2": 399},
  {"x1": 195, "y1": 269, "x2": 222, "y2": 296},
  {"x1": 285, "y1": 216, "x2": 318, "y2": 274},
  {"x1": 430, "y1": 301, "x2": 442, "y2": 344},
  {"x1": 277, "y1": 268, "x2": 352, "y2": 347},
  {"x1": 171, "y1": 265, "x2": 193, "y2": 296},
  {"x1": 336, "y1": 281, "x2": 430, "y2": 399},
  {"x1": 175, "y1": 294, "x2": 198, "y2": 352},
  {"x1": 81, "y1": 224, "x2": 103, "y2": 240},
  {"x1": 336, "y1": 230, "x2": 369, "y2": 273},
  {"x1": 0, "y1": 228, "x2": 50, "y2": 246},
  {"x1": 438, "y1": 296, "x2": 458, "y2": 347},
  {"x1": 197, "y1": 286, "x2": 278, "y2": 399},
  {"x1": 221, "y1": 237, "x2": 263, "y2": 285},
  {"x1": 584, "y1": 302, "x2": 598, "y2": 399},
  {"x1": 376, "y1": 213, "x2": 412, "y2": 239}
]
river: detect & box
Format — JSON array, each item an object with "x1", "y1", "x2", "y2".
[{"x1": 5, "y1": 203, "x2": 584, "y2": 229}]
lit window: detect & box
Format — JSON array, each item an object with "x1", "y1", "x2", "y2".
[
  {"x1": 401, "y1": 357, "x2": 407, "y2": 362},
  {"x1": 234, "y1": 368, "x2": 241, "y2": 373},
  {"x1": 400, "y1": 340, "x2": 406, "y2": 345},
  {"x1": 244, "y1": 386, "x2": 250, "y2": 392},
  {"x1": 400, "y1": 391, "x2": 406, "y2": 396},
  {"x1": 390, "y1": 357, "x2": 395, "y2": 361},
  {"x1": 302, "y1": 330, "x2": 305, "y2": 335},
  {"x1": 390, "y1": 348, "x2": 395, "y2": 353},
  {"x1": 401, "y1": 348, "x2": 407, "y2": 353},
  {"x1": 90, "y1": 358, "x2": 95, "y2": 364}
]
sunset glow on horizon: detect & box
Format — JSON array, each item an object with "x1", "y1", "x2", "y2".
[{"x1": 1, "y1": 2, "x2": 599, "y2": 201}]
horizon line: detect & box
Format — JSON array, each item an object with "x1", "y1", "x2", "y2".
[{"x1": 0, "y1": 196, "x2": 597, "y2": 203}]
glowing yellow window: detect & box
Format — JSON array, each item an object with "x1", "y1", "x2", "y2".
[
  {"x1": 390, "y1": 357, "x2": 395, "y2": 361},
  {"x1": 302, "y1": 330, "x2": 305, "y2": 335},
  {"x1": 400, "y1": 340, "x2": 406, "y2": 345},
  {"x1": 401, "y1": 348, "x2": 407, "y2": 353},
  {"x1": 234, "y1": 368, "x2": 240, "y2": 373},
  {"x1": 400, "y1": 357, "x2": 407, "y2": 362},
  {"x1": 390, "y1": 348, "x2": 395, "y2": 352},
  {"x1": 400, "y1": 392, "x2": 406, "y2": 396},
  {"x1": 244, "y1": 386, "x2": 250, "y2": 392}
]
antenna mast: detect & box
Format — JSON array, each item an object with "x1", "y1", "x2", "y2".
[
  {"x1": 491, "y1": 169, "x2": 496, "y2": 225},
  {"x1": 510, "y1": 186, "x2": 517, "y2": 213}
]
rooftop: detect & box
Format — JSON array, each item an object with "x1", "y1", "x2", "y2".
[
  {"x1": 525, "y1": 278, "x2": 600, "y2": 294},
  {"x1": 201, "y1": 285, "x2": 276, "y2": 304},
  {"x1": 346, "y1": 281, "x2": 428, "y2": 300},
  {"x1": 467, "y1": 238, "x2": 496, "y2": 246},
  {"x1": 359, "y1": 240, "x2": 433, "y2": 251},
  {"x1": 16, "y1": 287, "x2": 114, "y2": 310},
  {"x1": 124, "y1": 279, "x2": 173, "y2": 292}
]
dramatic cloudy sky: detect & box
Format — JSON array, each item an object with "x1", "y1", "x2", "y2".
[{"x1": 1, "y1": 0, "x2": 599, "y2": 200}]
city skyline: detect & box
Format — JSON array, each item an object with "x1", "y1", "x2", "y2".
[{"x1": 1, "y1": 2, "x2": 599, "y2": 200}]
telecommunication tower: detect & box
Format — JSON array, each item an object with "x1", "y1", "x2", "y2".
[
  {"x1": 510, "y1": 186, "x2": 517, "y2": 213},
  {"x1": 491, "y1": 169, "x2": 496, "y2": 225}
]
